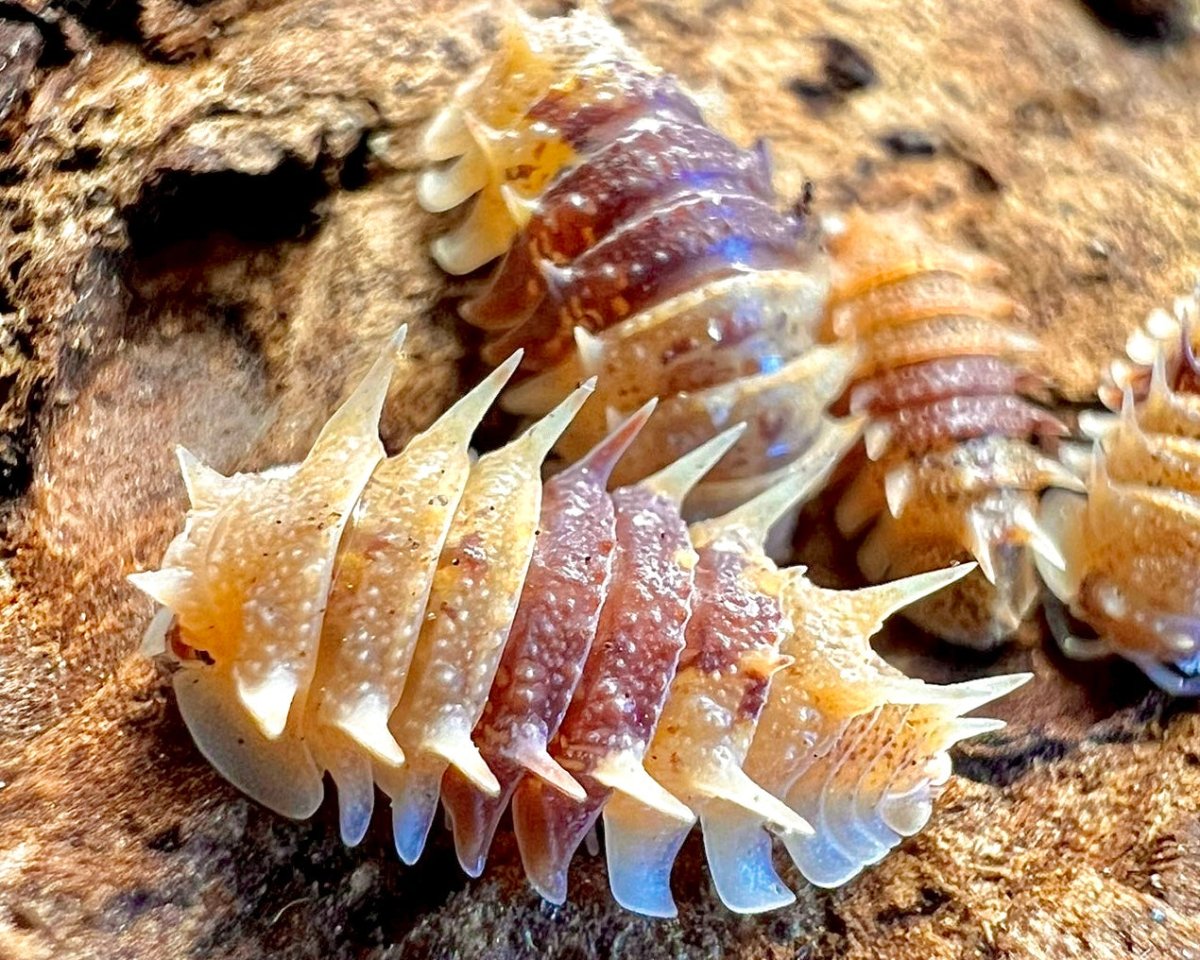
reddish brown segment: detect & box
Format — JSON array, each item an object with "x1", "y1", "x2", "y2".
[
  {"x1": 529, "y1": 64, "x2": 704, "y2": 151},
  {"x1": 466, "y1": 120, "x2": 774, "y2": 329},
  {"x1": 682, "y1": 541, "x2": 785, "y2": 723},
  {"x1": 484, "y1": 193, "x2": 810, "y2": 369},
  {"x1": 881, "y1": 394, "x2": 1068, "y2": 456},
  {"x1": 511, "y1": 483, "x2": 695, "y2": 902},
  {"x1": 439, "y1": 454, "x2": 618, "y2": 876},
  {"x1": 850, "y1": 357, "x2": 1037, "y2": 416}
]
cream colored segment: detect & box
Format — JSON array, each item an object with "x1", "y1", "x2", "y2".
[
  {"x1": 857, "y1": 315, "x2": 1039, "y2": 377},
  {"x1": 310, "y1": 355, "x2": 523, "y2": 768},
  {"x1": 1105, "y1": 405, "x2": 1200, "y2": 495},
  {"x1": 645, "y1": 651, "x2": 806, "y2": 836},
  {"x1": 130, "y1": 329, "x2": 404, "y2": 741},
  {"x1": 430, "y1": 187, "x2": 525, "y2": 275},
  {"x1": 742, "y1": 565, "x2": 976, "y2": 798},
  {"x1": 828, "y1": 270, "x2": 1013, "y2": 340},
  {"x1": 387, "y1": 382, "x2": 594, "y2": 790},
  {"x1": 1083, "y1": 452, "x2": 1200, "y2": 611},
  {"x1": 640, "y1": 424, "x2": 747, "y2": 507},
  {"x1": 591, "y1": 750, "x2": 694, "y2": 823},
  {"x1": 502, "y1": 270, "x2": 829, "y2": 419},
  {"x1": 1034, "y1": 488, "x2": 1089, "y2": 604},
  {"x1": 225, "y1": 331, "x2": 401, "y2": 738}
]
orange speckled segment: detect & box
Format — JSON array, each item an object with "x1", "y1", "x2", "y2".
[{"x1": 1040, "y1": 299, "x2": 1200, "y2": 692}]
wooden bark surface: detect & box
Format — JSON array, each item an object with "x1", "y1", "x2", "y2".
[{"x1": 1, "y1": 1, "x2": 1199, "y2": 957}]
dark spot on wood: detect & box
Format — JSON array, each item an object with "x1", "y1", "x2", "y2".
[
  {"x1": 146, "y1": 822, "x2": 184, "y2": 852},
  {"x1": 821, "y1": 36, "x2": 877, "y2": 93},
  {"x1": 967, "y1": 160, "x2": 1003, "y2": 193},
  {"x1": 54, "y1": 145, "x2": 103, "y2": 173},
  {"x1": 953, "y1": 731, "x2": 1074, "y2": 787},
  {"x1": 126, "y1": 159, "x2": 331, "y2": 257},
  {"x1": 786, "y1": 76, "x2": 835, "y2": 107},
  {"x1": 786, "y1": 36, "x2": 876, "y2": 109},
  {"x1": 880, "y1": 128, "x2": 938, "y2": 157},
  {"x1": 876, "y1": 885, "x2": 952, "y2": 925},
  {"x1": 1080, "y1": 0, "x2": 1189, "y2": 42}
]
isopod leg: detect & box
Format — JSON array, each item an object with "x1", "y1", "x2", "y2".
[
  {"x1": 441, "y1": 761, "x2": 522, "y2": 878},
  {"x1": 512, "y1": 779, "x2": 605, "y2": 904},
  {"x1": 699, "y1": 804, "x2": 795, "y2": 914},
  {"x1": 172, "y1": 668, "x2": 324, "y2": 820},
  {"x1": 601, "y1": 797, "x2": 692, "y2": 918}
]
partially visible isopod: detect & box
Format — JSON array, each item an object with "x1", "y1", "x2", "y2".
[
  {"x1": 1037, "y1": 285, "x2": 1200, "y2": 695},
  {"x1": 824, "y1": 210, "x2": 1082, "y2": 649},
  {"x1": 418, "y1": 6, "x2": 856, "y2": 522},
  {"x1": 131, "y1": 328, "x2": 1029, "y2": 916}
]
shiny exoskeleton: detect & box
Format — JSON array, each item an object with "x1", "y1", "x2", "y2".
[
  {"x1": 825, "y1": 211, "x2": 1082, "y2": 649},
  {"x1": 1038, "y1": 287, "x2": 1200, "y2": 695},
  {"x1": 419, "y1": 8, "x2": 854, "y2": 518},
  {"x1": 131, "y1": 330, "x2": 1027, "y2": 917}
]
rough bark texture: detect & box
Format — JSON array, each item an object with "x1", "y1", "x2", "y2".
[{"x1": 1, "y1": 0, "x2": 1199, "y2": 957}]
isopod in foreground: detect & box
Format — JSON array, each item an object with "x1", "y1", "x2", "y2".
[{"x1": 131, "y1": 329, "x2": 1029, "y2": 916}]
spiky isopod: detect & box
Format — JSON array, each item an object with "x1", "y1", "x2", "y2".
[
  {"x1": 1037, "y1": 287, "x2": 1200, "y2": 695},
  {"x1": 418, "y1": 7, "x2": 856, "y2": 518},
  {"x1": 130, "y1": 330, "x2": 1029, "y2": 917},
  {"x1": 823, "y1": 211, "x2": 1083, "y2": 649}
]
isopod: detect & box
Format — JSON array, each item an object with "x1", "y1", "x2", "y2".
[
  {"x1": 131, "y1": 329, "x2": 1029, "y2": 916},
  {"x1": 1037, "y1": 286, "x2": 1200, "y2": 695},
  {"x1": 824, "y1": 211, "x2": 1083, "y2": 649},
  {"x1": 418, "y1": 6, "x2": 855, "y2": 518}
]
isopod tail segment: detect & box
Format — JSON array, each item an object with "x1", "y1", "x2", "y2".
[
  {"x1": 133, "y1": 329, "x2": 1030, "y2": 917},
  {"x1": 1035, "y1": 285, "x2": 1200, "y2": 696},
  {"x1": 419, "y1": 4, "x2": 850, "y2": 521},
  {"x1": 822, "y1": 209, "x2": 1082, "y2": 650},
  {"x1": 742, "y1": 564, "x2": 1030, "y2": 889}
]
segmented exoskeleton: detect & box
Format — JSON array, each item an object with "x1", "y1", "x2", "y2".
[
  {"x1": 418, "y1": 7, "x2": 855, "y2": 518},
  {"x1": 1037, "y1": 287, "x2": 1200, "y2": 695},
  {"x1": 824, "y1": 211, "x2": 1082, "y2": 649},
  {"x1": 131, "y1": 330, "x2": 1028, "y2": 916}
]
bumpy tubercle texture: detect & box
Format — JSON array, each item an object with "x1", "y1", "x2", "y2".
[
  {"x1": 418, "y1": 6, "x2": 854, "y2": 520},
  {"x1": 132, "y1": 328, "x2": 1029, "y2": 917},
  {"x1": 1037, "y1": 286, "x2": 1200, "y2": 696},
  {"x1": 822, "y1": 210, "x2": 1082, "y2": 650}
]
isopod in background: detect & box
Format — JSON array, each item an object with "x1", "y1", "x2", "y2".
[
  {"x1": 417, "y1": 4, "x2": 1085, "y2": 655},
  {"x1": 130, "y1": 328, "x2": 1028, "y2": 917},
  {"x1": 1037, "y1": 286, "x2": 1200, "y2": 695},
  {"x1": 823, "y1": 211, "x2": 1083, "y2": 649},
  {"x1": 418, "y1": 6, "x2": 858, "y2": 520}
]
